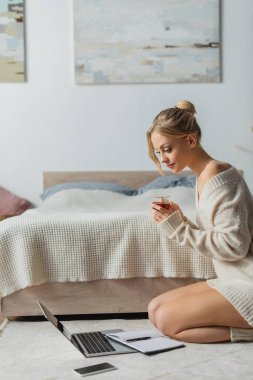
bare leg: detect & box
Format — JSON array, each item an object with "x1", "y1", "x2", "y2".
[
  {"x1": 175, "y1": 327, "x2": 230, "y2": 343},
  {"x1": 148, "y1": 281, "x2": 209, "y2": 327},
  {"x1": 149, "y1": 283, "x2": 251, "y2": 343}
]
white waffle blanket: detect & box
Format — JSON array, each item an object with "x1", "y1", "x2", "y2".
[{"x1": 0, "y1": 188, "x2": 215, "y2": 298}]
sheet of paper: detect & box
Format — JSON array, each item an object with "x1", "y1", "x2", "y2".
[
  {"x1": 105, "y1": 329, "x2": 185, "y2": 354},
  {"x1": 125, "y1": 336, "x2": 184, "y2": 353},
  {"x1": 106, "y1": 329, "x2": 161, "y2": 342}
]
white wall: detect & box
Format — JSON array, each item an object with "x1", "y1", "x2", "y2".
[{"x1": 1, "y1": 0, "x2": 252, "y2": 205}]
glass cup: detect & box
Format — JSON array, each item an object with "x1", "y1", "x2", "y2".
[{"x1": 153, "y1": 196, "x2": 171, "y2": 210}]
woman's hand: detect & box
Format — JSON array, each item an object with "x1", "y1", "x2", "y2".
[{"x1": 151, "y1": 200, "x2": 185, "y2": 224}]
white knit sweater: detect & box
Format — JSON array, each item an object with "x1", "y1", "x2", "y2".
[{"x1": 159, "y1": 167, "x2": 253, "y2": 326}]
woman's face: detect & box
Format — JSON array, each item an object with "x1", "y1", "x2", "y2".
[{"x1": 151, "y1": 132, "x2": 194, "y2": 173}]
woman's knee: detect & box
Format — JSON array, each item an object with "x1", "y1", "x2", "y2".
[
  {"x1": 147, "y1": 296, "x2": 161, "y2": 318},
  {"x1": 148, "y1": 297, "x2": 165, "y2": 328},
  {"x1": 148, "y1": 290, "x2": 175, "y2": 317},
  {"x1": 155, "y1": 303, "x2": 180, "y2": 339}
]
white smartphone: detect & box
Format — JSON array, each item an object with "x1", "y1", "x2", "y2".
[{"x1": 72, "y1": 362, "x2": 117, "y2": 377}]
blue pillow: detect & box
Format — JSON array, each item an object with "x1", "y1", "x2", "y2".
[
  {"x1": 40, "y1": 181, "x2": 135, "y2": 200},
  {"x1": 135, "y1": 175, "x2": 196, "y2": 195}
]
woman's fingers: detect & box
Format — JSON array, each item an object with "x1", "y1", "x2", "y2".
[
  {"x1": 151, "y1": 203, "x2": 170, "y2": 214},
  {"x1": 150, "y1": 201, "x2": 183, "y2": 224},
  {"x1": 151, "y1": 209, "x2": 170, "y2": 224}
]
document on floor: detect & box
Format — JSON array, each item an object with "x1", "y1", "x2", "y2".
[{"x1": 104, "y1": 329, "x2": 185, "y2": 355}]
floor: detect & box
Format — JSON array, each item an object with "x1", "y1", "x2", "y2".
[{"x1": 1, "y1": 315, "x2": 253, "y2": 380}]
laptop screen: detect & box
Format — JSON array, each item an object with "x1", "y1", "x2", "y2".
[{"x1": 37, "y1": 300, "x2": 72, "y2": 341}]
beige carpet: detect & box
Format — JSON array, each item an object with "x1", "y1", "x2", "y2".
[{"x1": 1, "y1": 316, "x2": 253, "y2": 380}]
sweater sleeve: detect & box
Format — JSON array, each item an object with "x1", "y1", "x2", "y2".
[{"x1": 158, "y1": 182, "x2": 252, "y2": 262}]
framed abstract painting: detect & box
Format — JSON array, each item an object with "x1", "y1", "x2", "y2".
[
  {"x1": 74, "y1": 0, "x2": 220, "y2": 84},
  {"x1": 0, "y1": 0, "x2": 26, "y2": 82}
]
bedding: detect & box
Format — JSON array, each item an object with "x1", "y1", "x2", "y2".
[
  {"x1": 0, "y1": 187, "x2": 215, "y2": 300},
  {"x1": 40, "y1": 181, "x2": 134, "y2": 200},
  {"x1": 40, "y1": 174, "x2": 196, "y2": 200},
  {"x1": 135, "y1": 174, "x2": 196, "y2": 194}
]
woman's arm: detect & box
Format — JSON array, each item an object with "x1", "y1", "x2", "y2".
[{"x1": 157, "y1": 185, "x2": 252, "y2": 262}]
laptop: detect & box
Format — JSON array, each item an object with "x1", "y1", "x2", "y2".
[{"x1": 37, "y1": 300, "x2": 136, "y2": 357}]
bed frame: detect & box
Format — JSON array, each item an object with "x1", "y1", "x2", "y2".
[{"x1": 1, "y1": 170, "x2": 200, "y2": 318}]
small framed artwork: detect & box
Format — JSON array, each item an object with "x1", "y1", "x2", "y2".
[
  {"x1": 74, "y1": 0, "x2": 220, "y2": 84},
  {"x1": 0, "y1": 0, "x2": 26, "y2": 82}
]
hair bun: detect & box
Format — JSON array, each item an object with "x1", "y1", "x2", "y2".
[{"x1": 176, "y1": 100, "x2": 196, "y2": 115}]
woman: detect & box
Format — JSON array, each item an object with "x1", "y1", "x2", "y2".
[{"x1": 147, "y1": 100, "x2": 253, "y2": 343}]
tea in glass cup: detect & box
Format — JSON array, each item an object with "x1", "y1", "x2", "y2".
[{"x1": 153, "y1": 196, "x2": 171, "y2": 210}]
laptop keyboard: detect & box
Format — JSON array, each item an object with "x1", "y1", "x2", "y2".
[{"x1": 75, "y1": 332, "x2": 116, "y2": 354}]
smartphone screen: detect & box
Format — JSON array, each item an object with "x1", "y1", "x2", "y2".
[{"x1": 73, "y1": 362, "x2": 117, "y2": 376}]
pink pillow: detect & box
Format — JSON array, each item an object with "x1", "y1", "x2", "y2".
[{"x1": 0, "y1": 186, "x2": 32, "y2": 216}]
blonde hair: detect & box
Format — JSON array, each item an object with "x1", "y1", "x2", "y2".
[{"x1": 146, "y1": 100, "x2": 201, "y2": 174}]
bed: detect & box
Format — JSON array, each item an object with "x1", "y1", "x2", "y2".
[{"x1": 0, "y1": 171, "x2": 216, "y2": 317}]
